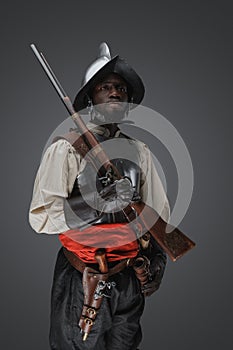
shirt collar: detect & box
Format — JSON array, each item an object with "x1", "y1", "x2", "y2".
[{"x1": 87, "y1": 122, "x2": 121, "y2": 138}]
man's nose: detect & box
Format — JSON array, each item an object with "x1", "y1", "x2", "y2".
[{"x1": 109, "y1": 86, "x2": 120, "y2": 98}]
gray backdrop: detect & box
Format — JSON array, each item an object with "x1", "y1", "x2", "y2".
[{"x1": 1, "y1": 1, "x2": 232, "y2": 349}]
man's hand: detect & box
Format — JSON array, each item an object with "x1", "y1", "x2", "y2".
[
  {"x1": 133, "y1": 253, "x2": 165, "y2": 297},
  {"x1": 141, "y1": 279, "x2": 161, "y2": 297},
  {"x1": 141, "y1": 260, "x2": 163, "y2": 297},
  {"x1": 98, "y1": 177, "x2": 139, "y2": 213},
  {"x1": 141, "y1": 237, "x2": 167, "y2": 297}
]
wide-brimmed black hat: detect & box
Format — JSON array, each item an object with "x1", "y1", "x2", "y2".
[{"x1": 73, "y1": 42, "x2": 145, "y2": 112}]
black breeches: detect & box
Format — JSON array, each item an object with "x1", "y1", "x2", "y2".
[{"x1": 49, "y1": 248, "x2": 145, "y2": 350}]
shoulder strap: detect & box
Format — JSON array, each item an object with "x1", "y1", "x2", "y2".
[{"x1": 53, "y1": 130, "x2": 89, "y2": 158}]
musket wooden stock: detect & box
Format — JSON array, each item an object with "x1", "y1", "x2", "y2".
[{"x1": 131, "y1": 202, "x2": 195, "y2": 261}]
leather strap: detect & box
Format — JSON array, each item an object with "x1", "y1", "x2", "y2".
[
  {"x1": 53, "y1": 131, "x2": 89, "y2": 158},
  {"x1": 63, "y1": 247, "x2": 133, "y2": 276}
]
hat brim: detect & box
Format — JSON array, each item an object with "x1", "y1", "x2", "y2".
[{"x1": 73, "y1": 55, "x2": 145, "y2": 112}]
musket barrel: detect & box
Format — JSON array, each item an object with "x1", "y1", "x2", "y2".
[{"x1": 30, "y1": 44, "x2": 73, "y2": 115}]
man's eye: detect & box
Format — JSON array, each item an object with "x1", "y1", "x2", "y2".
[
  {"x1": 99, "y1": 85, "x2": 110, "y2": 91},
  {"x1": 117, "y1": 86, "x2": 127, "y2": 93}
]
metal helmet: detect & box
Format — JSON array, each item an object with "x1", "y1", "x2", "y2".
[{"x1": 73, "y1": 42, "x2": 145, "y2": 112}]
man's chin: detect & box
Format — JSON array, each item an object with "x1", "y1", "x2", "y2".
[
  {"x1": 94, "y1": 104, "x2": 127, "y2": 123},
  {"x1": 103, "y1": 112, "x2": 125, "y2": 123}
]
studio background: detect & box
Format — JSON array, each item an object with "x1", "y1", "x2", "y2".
[{"x1": 1, "y1": 1, "x2": 232, "y2": 349}]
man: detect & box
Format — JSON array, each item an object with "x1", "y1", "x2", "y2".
[{"x1": 29, "y1": 42, "x2": 170, "y2": 350}]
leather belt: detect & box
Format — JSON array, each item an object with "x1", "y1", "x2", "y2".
[{"x1": 63, "y1": 247, "x2": 133, "y2": 276}]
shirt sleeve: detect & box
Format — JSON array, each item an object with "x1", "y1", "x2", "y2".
[
  {"x1": 29, "y1": 139, "x2": 80, "y2": 234},
  {"x1": 138, "y1": 142, "x2": 170, "y2": 222}
]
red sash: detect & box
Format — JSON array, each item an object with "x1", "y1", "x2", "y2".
[{"x1": 59, "y1": 223, "x2": 139, "y2": 263}]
